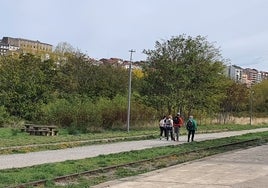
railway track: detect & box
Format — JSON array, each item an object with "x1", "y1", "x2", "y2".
[{"x1": 9, "y1": 138, "x2": 263, "y2": 188}]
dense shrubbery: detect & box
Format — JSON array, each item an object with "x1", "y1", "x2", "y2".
[
  {"x1": 0, "y1": 106, "x2": 23, "y2": 128},
  {"x1": 40, "y1": 95, "x2": 156, "y2": 133}
]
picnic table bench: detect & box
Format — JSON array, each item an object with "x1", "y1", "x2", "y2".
[{"x1": 22, "y1": 124, "x2": 58, "y2": 136}]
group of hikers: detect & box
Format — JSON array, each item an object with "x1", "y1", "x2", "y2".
[{"x1": 159, "y1": 113, "x2": 197, "y2": 142}]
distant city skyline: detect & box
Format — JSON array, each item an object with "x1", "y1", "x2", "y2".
[{"x1": 1, "y1": 0, "x2": 267, "y2": 72}]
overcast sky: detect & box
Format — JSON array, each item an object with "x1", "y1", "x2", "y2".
[{"x1": 1, "y1": 0, "x2": 267, "y2": 71}]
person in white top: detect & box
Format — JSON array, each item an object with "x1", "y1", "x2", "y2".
[{"x1": 159, "y1": 115, "x2": 166, "y2": 140}]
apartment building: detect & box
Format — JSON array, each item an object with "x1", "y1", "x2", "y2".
[
  {"x1": 0, "y1": 41, "x2": 9, "y2": 55},
  {"x1": 226, "y1": 65, "x2": 268, "y2": 87},
  {"x1": 227, "y1": 65, "x2": 243, "y2": 82},
  {"x1": 244, "y1": 68, "x2": 262, "y2": 86},
  {"x1": 0, "y1": 37, "x2": 52, "y2": 56},
  {"x1": 260, "y1": 71, "x2": 268, "y2": 81}
]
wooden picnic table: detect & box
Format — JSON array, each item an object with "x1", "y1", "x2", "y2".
[{"x1": 22, "y1": 124, "x2": 58, "y2": 136}]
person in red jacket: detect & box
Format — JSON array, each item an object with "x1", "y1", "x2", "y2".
[{"x1": 173, "y1": 112, "x2": 184, "y2": 141}]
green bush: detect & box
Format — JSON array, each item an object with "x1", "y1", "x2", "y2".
[
  {"x1": 40, "y1": 99, "x2": 73, "y2": 126},
  {"x1": 40, "y1": 95, "x2": 156, "y2": 133},
  {"x1": 40, "y1": 98, "x2": 101, "y2": 133},
  {"x1": 0, "y1": 106, "x2": 11, "y2": 127}
]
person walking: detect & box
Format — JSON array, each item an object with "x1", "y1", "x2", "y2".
[
  {"x1": 186, "y1": 115, "x2": 197, "y2": 142},
  {"x1": 159, "y1": 115, "x2": 166, "y2": 140},
  {"x1": 173, "y1": 113, "x2": 184, "y2": 141},
  {"x1": 165, "y1": 115, "x2": 174, "y2": 141}
]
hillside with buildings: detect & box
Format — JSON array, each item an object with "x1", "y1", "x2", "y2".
[{"x1": 1, "y1": 36, "x2": 267, "y2": 86}]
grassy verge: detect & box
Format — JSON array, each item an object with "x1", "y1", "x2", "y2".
[{"x1": 1, "y1": 131, "x2": 268, "y2": 188}]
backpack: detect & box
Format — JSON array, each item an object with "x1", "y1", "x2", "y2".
[
  {"x1": 173, "y1": 116, "x2": 179, "y2": 124},
  {"x1": 165, "y1": 119, "x2": 171, "y2": 127},
  {"x1": 186, "y1": 120, "x2": 194, "y2": 130}
]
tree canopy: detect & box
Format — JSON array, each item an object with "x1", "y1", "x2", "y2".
[
  {"x1": 0, "y1": 54, "x2": 57, "y2": 120},
  {"x1": 141, "y1": 35, "x2": 230, "y2": 117}
]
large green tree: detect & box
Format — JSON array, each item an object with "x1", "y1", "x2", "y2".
[
  {"x1": 0, "y1": 54, "x2": 57, "y2": 120},
  {"x1": 141, "y1": 35, "x2": 230, "y2": 117}
]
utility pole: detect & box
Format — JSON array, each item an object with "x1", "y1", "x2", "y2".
[
  {"x1": 127, "y1": 49, "x2": 135, "y2": 133},
  {"x1": 250, "y1": 87, "x2": 254, "y2": 125}
]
